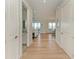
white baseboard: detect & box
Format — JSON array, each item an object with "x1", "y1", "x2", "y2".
[{"x1": 55, "y1": 40, "x2": 74, "y2": 59}]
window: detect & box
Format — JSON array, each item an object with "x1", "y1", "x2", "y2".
[
  {"x1": 53, "y1": 23, "x2": 56, "y2": 30},
  {"x1": 48, "y1": 23, "x2": 53, "y2": 29},
  {"x1": 32, "y1": 22, "x2": 41, "y2": 30},
  {"x1": 48, "y1": 22, "x2": 56, "y2": 31}
]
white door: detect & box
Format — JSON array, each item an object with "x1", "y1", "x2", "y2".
[{"x1": 5, "y1": 0, "x2": 22, "y2": 59}]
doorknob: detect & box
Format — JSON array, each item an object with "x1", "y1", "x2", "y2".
[{"x1": 15, "y1": 35, "x2": 18, "y2": 39}]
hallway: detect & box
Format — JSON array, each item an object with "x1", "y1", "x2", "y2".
[
  {"x1": 22, "y1": 34, "x2": 70, "y2": 59},
  {"x1": 5, "y1": 0, "x2": 74, "y2": 59}
]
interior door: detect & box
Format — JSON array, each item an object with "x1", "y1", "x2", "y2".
[{"x1": 5, "y1": 0, "x2": 22, "y2": 59}]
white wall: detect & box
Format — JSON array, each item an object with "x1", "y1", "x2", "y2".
[
  {"x1": 56, "y1": 0, "x2": 74, "y2": 59},
  {"x1": 27, "y1": 8, "x2": 32, "y2": 47}
]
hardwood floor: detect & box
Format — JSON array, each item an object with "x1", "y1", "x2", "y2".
[{"x1": 21, "y1": 34, "x2": 70, "y2": 59}]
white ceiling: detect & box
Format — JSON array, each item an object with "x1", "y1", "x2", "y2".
[{"x1": 26, "y1": 0, "x2": 63, "y2": 20}]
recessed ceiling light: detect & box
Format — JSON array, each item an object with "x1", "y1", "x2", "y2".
[{"x1": 43, "y1": 0, "x2": 46, "y2": 3}]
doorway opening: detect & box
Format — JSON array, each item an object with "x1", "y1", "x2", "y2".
[
  {"x1": 22, "y1": 3, "x2": 27, "y2": 52},
  {"x1": 32, "y1": 21, "x2": 41, "y2": 39}
]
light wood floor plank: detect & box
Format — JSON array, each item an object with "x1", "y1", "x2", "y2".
[{"x1": 21, "y1": 34, "x2": 70, "y2": 59}]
